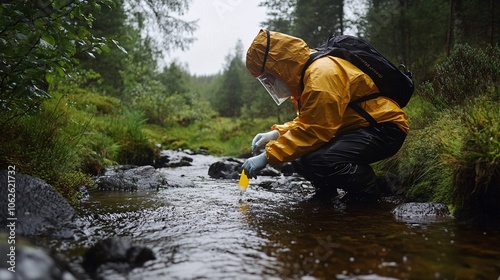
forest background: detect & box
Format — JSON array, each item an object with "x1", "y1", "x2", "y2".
[{"x1": 1, "y1": 0, "x2": 499, "y2": 222}]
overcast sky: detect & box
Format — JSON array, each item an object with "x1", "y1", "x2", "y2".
[{"x1": 163, "y1": 0, "x2": 268, "y2": 76}]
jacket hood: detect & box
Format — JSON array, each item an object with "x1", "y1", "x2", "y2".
[{"x1": 246, "y1": 29, "x2": 310, "y2": 96}]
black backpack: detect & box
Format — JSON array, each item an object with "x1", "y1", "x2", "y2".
[{"x1": 300, "y1": 34, "x2": 414, "y2": 125}]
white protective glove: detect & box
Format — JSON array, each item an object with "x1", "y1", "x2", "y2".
[
  {"x1": 251, "y1": 130, "x2": 279, "y2": 154},
  {"x1": 242, "y1": 152, "x2": 268, "y2": 179}
]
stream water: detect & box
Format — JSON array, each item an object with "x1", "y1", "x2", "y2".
[{"x1": 49, "y1": 153, "x2": 500, "y2": 279}]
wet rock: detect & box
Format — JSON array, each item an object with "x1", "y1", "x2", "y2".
[
  {"x1": 208, "y1": 158, "x2": 243, "y2": 179},
  {"x1": 279, "y1": 162, "x2": 295, "y2": 176},
  {"x1": 158, "y1": 171, "x2": 196, "y2": 188},
  {"x1": 83, "y1": 237, "x2": 155, "y2": 278},
  {"x1": 392, "y1": 202, "x2": 452, "y2": 223},
  {"x1": 259, "y1": 166, "x2": 281, "y2": 177},
  {"x1": 95, "y1": 165, "x2": 167, "y2": 191},
  {"x1": 155, "y1": 149, "x2": 194, "y2": 168},
  {"x1": 258, "y1": 175, "x2": 313, "y2": 193},
  {"x1": 0, "y1": 235, "x2": 77, "y2": 279},
  {"x1": 259, "y1": 180, "x2": 307, "y2": 192},
  {"x1": 0, "y1": 170, "x2": 76, "y2": 236},
  {"x1": 77, "y1": 185, "x2": 90, "y2": 201}
]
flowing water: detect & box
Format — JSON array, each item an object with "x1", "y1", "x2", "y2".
[{"x1": 50, "y1": 153, "x2": 500, "y2": 279}]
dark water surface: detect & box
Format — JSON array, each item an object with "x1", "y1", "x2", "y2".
[{"x1": 53, "y1": 154, "x2": 500, "y2": 279}]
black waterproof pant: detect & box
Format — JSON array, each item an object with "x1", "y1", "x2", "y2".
[{"x1": 293, "y1": 122, "x2": 407, "y2": 200}]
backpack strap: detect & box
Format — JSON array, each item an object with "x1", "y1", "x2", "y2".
[
  {"x1": 300, "y1": 51, "x2": 327, "y2": 91},
  {"x1": 300, "y1": 53, "x2": 381, "y2": 126},
  {"x1": 347, "y1": 93, "x2": 381, "y2": 126}
]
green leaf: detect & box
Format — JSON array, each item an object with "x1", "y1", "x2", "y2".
[
  {"x1": 55, "y1": 65, "x2": 65, "y2": 76},
  {"x1": 15, "y1": 32, "x2": 28, "y2": 40},
  {"x1": 42, "y1": 34, "x2": 56, "y2": 46},
  {"x1": 39, "y1": 38, "x2": 52, "y2": 49},
  {"x1": 86, "y1": 51, "x2": 96, "y2": 59},
  {"x1": 100, "y1": 44, "x2": 111, "y2": 53},
  {"x1": 78, "y1": 26, "x2": 90, "y2": 39},
  {"x1": 45, "y1": 72, "x2": 54, "y2": 85},
  {"x1": 116, "y1": 44, "x2": 128, "y2": 54},
  {"x1": 61, "y1": 39, "x2": 76, "y2": 56},
  {"x1": 112, "y1": 39, "x2": 127, "y2": 54},
  {"x1": 34, "y1": 19, "x2": 45, "y2": 29}
]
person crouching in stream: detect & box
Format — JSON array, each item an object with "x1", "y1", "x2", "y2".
[{"x1": 241, "y1": 30, "x2": 409, "y2": 202}]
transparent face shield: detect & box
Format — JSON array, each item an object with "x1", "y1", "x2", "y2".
[{"x1": 257, "y1": 71, "x2": 292, "y2": 106}]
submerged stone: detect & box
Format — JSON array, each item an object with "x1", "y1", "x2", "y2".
[
  {"x1": 392, "y1": 202, "x2": 453, "y2": 223},
  {"x1": 83, "y1": 237, "x2": 155, "y2": 277}
]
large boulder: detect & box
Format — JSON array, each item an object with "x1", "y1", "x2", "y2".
[{"x1": 0, "y1": 170, "x2": 76, "y2": 236}]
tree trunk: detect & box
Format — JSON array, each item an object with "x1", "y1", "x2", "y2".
[
  {"x1": 372, "y1": 0, "x2": 381, "y2": 10},
  {"x1": 446, "y1": 0, "x2": 453, "y2": 55},
  {"x1": 398, "y1": 0, "x2": 410, "y2": 65},
  {"x1": 490, "y1": 0, "x2": 495, "y2": 45},
  {"x1": 453, "y1": 0, "x2": 463, "y2": 46},
  {"x1": 339, "y1": 0, "x2": 345, "y2": 35},
  {"x1": 446, "y1": 0, "x2": 463, "y2": 55}
]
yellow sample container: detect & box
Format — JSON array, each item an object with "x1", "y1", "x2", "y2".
[{"x1": 238, "y1": 170, "x2": 249, "y2": 194}]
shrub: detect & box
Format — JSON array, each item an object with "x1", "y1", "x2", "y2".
[
  {"x1": 106, "y1": 110, "x2": 160, "y2": 166},
  {"x1": 0, "y1": 0, "x2": 113, "y2": 114},
  {"x1": 422, "y1": 44, "x2": 500, "y2": 109},
  {"x1": 443, "y1": 98, "x2": 500, "y2": 220},
  {"x1": 68, "y1": 89, "x2": 121, "y2": 115},
  {"x1": 79, "y1": 132, "x2": 119, "y2": 175},
  {"x1": 131, "y1": 86, "x2": 216, "y2": 127}
]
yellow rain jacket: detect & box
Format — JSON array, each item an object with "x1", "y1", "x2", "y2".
[{"x1": 246, "y1": 29, "x2": 409, "y2": 165}]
